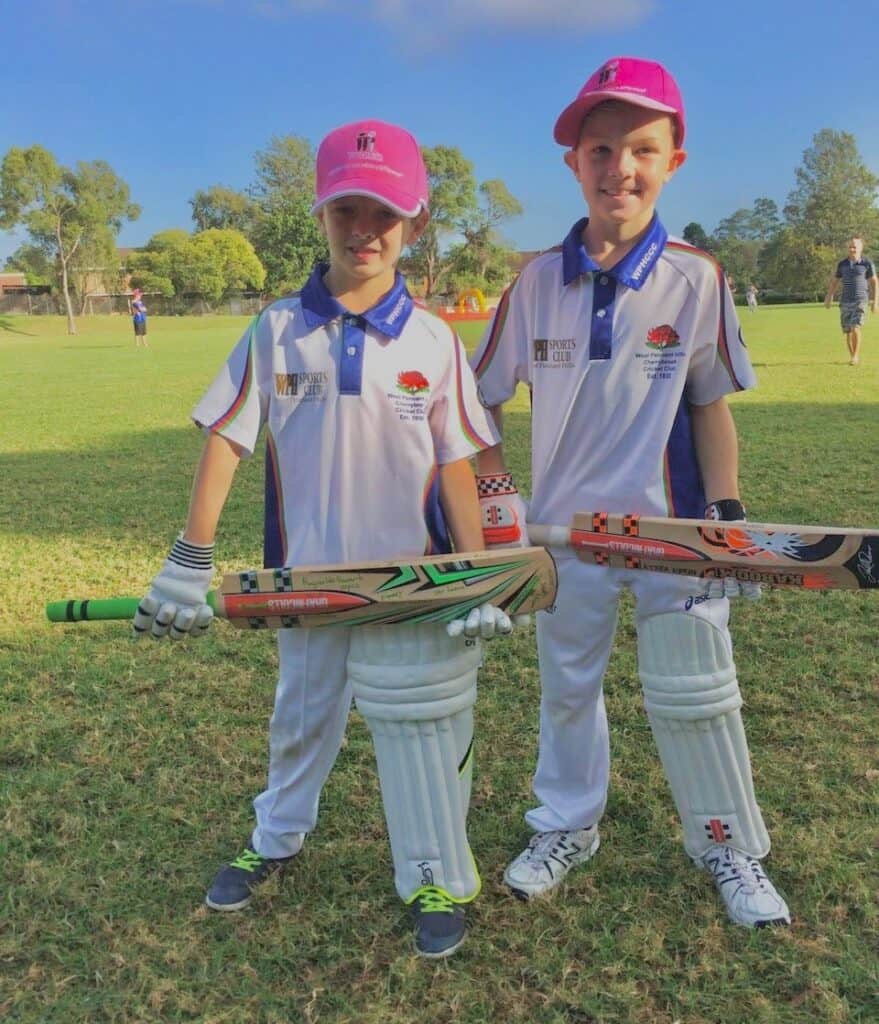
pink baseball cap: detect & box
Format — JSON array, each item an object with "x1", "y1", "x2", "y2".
[
  {"x1": 554, "y1": 56, "x2": 685, "y2": 147},
  {"x1": 312, "y1": 119, "x2": 429, "y2": 218}
]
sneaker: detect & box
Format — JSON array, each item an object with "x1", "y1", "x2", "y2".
[
  {"x1": 503, "y1": 826, "x2": 600, "y2": 900},
  {"x1": 699, "y1": 844, "x2": 791, "y2": 928},
  {"x1": 205, "y1": 846, "x2": 293, "y2": 911},
  {"x1": 411, "y1": 886, "x2": 467, "y2": 959}
]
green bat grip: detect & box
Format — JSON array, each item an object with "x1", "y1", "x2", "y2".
[{"x1": 46, "y1": 593, "x2": 218, "y2": 623}]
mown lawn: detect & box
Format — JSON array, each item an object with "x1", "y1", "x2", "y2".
[{"x1": 1, "y1": 308, "x2": 877, "y2": 1023}]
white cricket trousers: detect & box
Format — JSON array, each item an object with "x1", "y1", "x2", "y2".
[
  {"x1": 251, "y1": 627, "x2": 352, "y2": 858},
  {"x1": 528, "y1": 554, "x2": 732, "y2": 833}
]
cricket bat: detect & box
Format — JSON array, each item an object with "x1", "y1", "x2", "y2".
[
  {"x1": 528, "y1": 513, "x2": 879, "y2": 590},
  {"x1": 46, "y1": 547, "x2": 558, "y2": 629}
]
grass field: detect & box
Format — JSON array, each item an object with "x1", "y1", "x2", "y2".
[{"x1": 2, "y1": 308, "x2": 878, "y2": 1024}]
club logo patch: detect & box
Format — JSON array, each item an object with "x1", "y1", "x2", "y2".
[
  {"x1": 388, "y1": 370, "x2": 430, "y2": 421},
  {"x1": 396, "y1": 370, "x2": 430, "y2": 394},
  {"x1": 356, "y1": 130, "x2": 377, "y2": 153},
  {"x1": 534, "y1": 338, "x2": 576, "y2": 368},
  {"x1": 646, "y1": 324, "x2": 680, "y2": 349},
  {"x1": 275, "y1": 371, "x2": 328, "y2": 401},
  {"x1": 598, "y1": 60, "x2": 619, "y2": 86}
]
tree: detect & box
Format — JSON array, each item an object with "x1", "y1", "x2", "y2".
[
  {"x1": 748, "y1": 197, "x2": 781, "y2": 242},
  {"x1": 758, "y1": 228, "x2": 836, "y2": 301},
  {"x1": 250, "y1": 194, "x2": 327, "y2": 295},
  {"x1": 190, "y1": 135, "x2": 326, "y2": 294},
  {"x1": 250, "y1": 135, "x2": 314, "y2": 206},
  {"x1": 190, "y1": 185, "x2": 257, "y2": 234},
  {"x1": 0, "y1": 145, "x2": 139, "y2": 333},
  {"x1": 69, "y1": 226, "x2": 123, "y2": 314},
  {"x1": 186, "y1": 229, "x2": 266, "y2": 305},
  {"x1": 129, "y1": 228, "x2": 265, "y2": 308},
  {"x1": 784, "y1": 129, "x2": 879, "y2": 249},
  {"x1": 455, "y1": 179, "x2": 523, "y2": 284},
  {"x1": 406, "y1": 146, "x2": 479, "y2": 298},
  {"x1": 4, "y1": 242, "x2": 54, "y2": 285},
  {"x1": 682, "y1": 222, "x2": 712, "y2": 251}
]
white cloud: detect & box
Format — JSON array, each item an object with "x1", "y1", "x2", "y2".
[{"x1": 252, "y1": 0, "x2": 654, "y2": 37}]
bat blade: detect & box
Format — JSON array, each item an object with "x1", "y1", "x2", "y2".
[
  {"x1": 46, "y1": 546, "x2": 558, "y2": 628},
  {"x1": 528, "y1": 514, "x2": 879, "y2": 590}
]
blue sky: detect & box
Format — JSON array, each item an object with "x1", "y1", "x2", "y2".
[{"x1": 3, "y1": 0, "x2": 877, "y2": 263}]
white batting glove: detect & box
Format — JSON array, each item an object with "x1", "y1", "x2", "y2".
[
  {"x1": 446, "y1": 603, "x2": 519, "y2": 639},
  {"x1": 703, "y1": 501, "x2": 762, "y2": 601},
  {"x1": 476, "y1": 473, "x2": 529, "y2": 548},
  {"x1": 133, "y1": 535, "x2": 216, "y2": 640}
]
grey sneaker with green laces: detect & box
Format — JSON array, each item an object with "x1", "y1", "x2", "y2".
[
  {"x1": 205, "y1": 846, "x2": 293, "y2": 911},
  {"x1": 411, "y1": 886, "x2": 467, "y2": 959}
]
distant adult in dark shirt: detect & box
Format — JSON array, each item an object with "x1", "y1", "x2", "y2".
[{"x1": 824, "y1": 238, "x2": 877, "y2": 365}]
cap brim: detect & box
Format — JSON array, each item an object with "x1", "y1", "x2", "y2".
[
  {"x1": 311, "y1": 184, "x2": 426, "y2": 219},
  {"x1": 554, "y1": 91, "x2": 679, "y2": 146}
]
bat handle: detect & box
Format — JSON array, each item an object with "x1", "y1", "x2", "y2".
[
  {"x1": 527, "y1": 524, "x2": 571, "y2": 548},
  {"x1": 46, "y1": 592, "x2": 220, "y2": 623},
  {"x1": 46, "y1": 597, "x2": 140, "y2": 622}
]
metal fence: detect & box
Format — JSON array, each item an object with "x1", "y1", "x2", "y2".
[{"x1": 0, "y1": 292, "x2": 266, "y2": 317}]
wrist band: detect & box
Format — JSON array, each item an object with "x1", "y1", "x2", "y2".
[
  {"x1": 704, "y1": 499, "x2": 746, "y2": 522},
  {"x1": 476, "y1": 473, "x2": 518, "y2": 498},
  {"x1": 168, "y1": 534, "x2": 215, "y2": 570}
]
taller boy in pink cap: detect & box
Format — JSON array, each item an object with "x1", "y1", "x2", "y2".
[
  {"x1": 135, "y1": 118, "x2": 518, "y2": 958},
  {"x1": 472, "y1": 58, "x2": 791, "y2": 928}
]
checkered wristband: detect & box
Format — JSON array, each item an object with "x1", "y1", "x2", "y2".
[
  {"x1": 168, "y1": 535, "x2": 215, "y2": 570},
  {"x1": 476, "y1": 473, "x2": 519, "y2": 498},
  {"x1": 704, "y1": 500, "x2": 747, "y2": 522}
]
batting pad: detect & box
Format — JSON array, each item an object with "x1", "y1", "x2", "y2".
[
  {"x1": 347, "y1": 623, "x2": 481, "y2": 903},
  {"x1": 637, "y1": 613, "x2": 770, "y2": 860}
]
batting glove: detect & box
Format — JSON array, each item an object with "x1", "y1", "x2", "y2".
[
  {"x1": 446, "y1": 602, "x2": 520, "y2": 639},
  {"x1": 134, "y1": 535, "x2": 216, "y2": 640},
  {"x1": 703, "y1": 500, "x2": 762, "y2": 601},
  {"x1": 477, "y1": 472, "x2": 529, "y2": 548}
]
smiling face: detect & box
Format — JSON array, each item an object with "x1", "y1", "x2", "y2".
[
  {"x1": 563, "y1": 101, "x2": 686, "y2": 243},
  {"x1": 318, "y1": 196, "x2": 428, "y2": 307}
]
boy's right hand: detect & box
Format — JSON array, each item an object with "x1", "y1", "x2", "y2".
[
  {"x1": 476, "y1": 472, "x2": 529, "y2": 548},
  {"x1": 133, "y1": 536, "x2": 216, "y2": 640}
]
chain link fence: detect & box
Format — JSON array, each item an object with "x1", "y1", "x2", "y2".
[{"x1": 0, "y1": 291, "x2": 267, "y2": 317}]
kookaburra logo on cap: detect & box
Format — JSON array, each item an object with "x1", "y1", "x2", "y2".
[
  {"x1": 356, "y1": 131, "x2": 377, "y2": 153},
  {"x1": 598, "y1": 61, "x2": 619, "y2": 86}
]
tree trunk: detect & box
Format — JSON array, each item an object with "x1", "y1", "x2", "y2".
[
  {"x1": 56, "y1": 222, "x2": 78, "y2": 335},
  {"x1": 60, "y1": 257, "x2": 77, "y2": 335}
]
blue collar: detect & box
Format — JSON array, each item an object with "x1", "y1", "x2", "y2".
[
  {"x1": 300, "y1": 263, "x2": 414, "y2": 337},
  {"x1": 561, "y1": 215, "x2": 668, "y2": 290}
]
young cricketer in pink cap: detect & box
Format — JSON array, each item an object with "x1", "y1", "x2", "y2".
[
  {"x1": 472, "y1": 57, "x2": 791, "y2": 928},
  {"x1": 130, "y1": 288, "x2": 147, "y2": 347},
  {"x1": 135, "y1": 118, "x2": 521, "y2": 958}
]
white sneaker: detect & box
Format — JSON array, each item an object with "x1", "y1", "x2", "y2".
[
  {"x1": 699, "y1": 845, "x2": 791, "y2": 928},
  {"x1": 503, "y1": 826, "x2": 600, "y2": 900}
]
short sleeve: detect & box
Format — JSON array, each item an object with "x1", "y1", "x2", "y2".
[
  {"x1": 470, "y1": 275, "x2": 532, "y2": 407},
  {"x1": 429, "y1": 331, "x2": 500, "y2": 465},
  {"x1": 686, "y1": 267, "x2": 757, "y2": 406},
  {"x1": 191, "y1": 317, "x2": 268, "y2": 457}
]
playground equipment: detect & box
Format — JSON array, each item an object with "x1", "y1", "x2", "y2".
[
  {"x1": 438, "y1": 287, "x2": 493, "y2": 323},
  {"x1": 456, "y1": 288, "x2": 487, "y2": 313}
]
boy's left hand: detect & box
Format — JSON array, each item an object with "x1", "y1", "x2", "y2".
[
  {"x1": 446, "y1": 603, "x2": 529, "y2": 639},
  {"x1": 703, "y1": 500, "x2": 762, "y2": 601}
]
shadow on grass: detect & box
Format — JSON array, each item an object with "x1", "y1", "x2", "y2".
[
  {"x1": 0, "y1": 315, "x2": 37, "y2": 335},
  {"x1": 2, "y1": 403, "x2": 877, "y2": 550}
]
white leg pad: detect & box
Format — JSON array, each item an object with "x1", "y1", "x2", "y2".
[
  {"x1": 637, "y1": 613, "x2": 770, "y2": 860},
  {"x1": 347, "y1": 623, "x2": 481, "y2": 902}
]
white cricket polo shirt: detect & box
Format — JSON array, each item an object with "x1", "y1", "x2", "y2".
[
  {"x1": 472, "y1": 216, "x2": 756, "y2": 525},
  {"x1": 193, "y1": 266, "x2": 498, "y2": 568}
]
